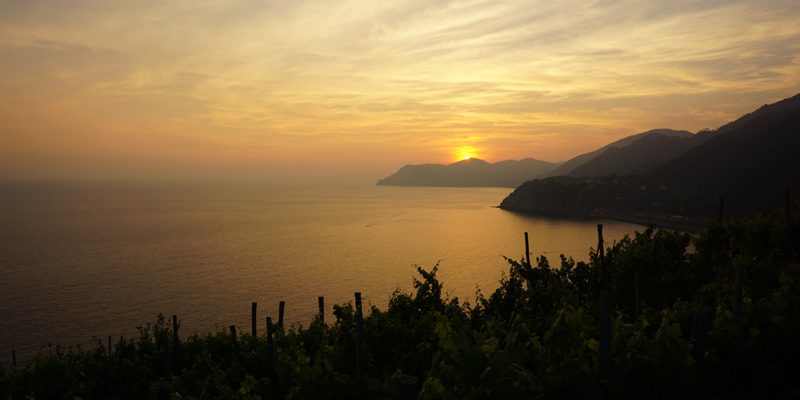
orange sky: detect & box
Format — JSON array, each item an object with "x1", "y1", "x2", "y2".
[{"x1": 1, "y1": 1, "x2": 799, "y2": 184}]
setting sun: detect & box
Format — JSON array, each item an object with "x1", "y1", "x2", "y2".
[{"x1": 456, "y1": 146, "x2": 479, "y2": 161}]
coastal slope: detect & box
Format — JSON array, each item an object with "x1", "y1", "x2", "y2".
[
  {"x1": 500, "y1": 93, "x2": 800, "y2": 226},
  {"x1": 546, "y1": 129, "x2": 693, "y2": 177}
]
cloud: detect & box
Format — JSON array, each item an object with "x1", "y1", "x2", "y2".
[{"x1": 1, "y1": 0, "x2": 800, "y2": 182}]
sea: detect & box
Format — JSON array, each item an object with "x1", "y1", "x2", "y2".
[{"x1": 0, "y1": 183, "x2": 640, "y2": 364}]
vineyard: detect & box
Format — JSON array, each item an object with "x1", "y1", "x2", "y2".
[{"x1": 1, "y1": 211, "x2": 799, "y2": 399}]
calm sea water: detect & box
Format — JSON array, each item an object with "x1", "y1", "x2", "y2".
[{"x1": 0, "y1": 183, "x2": 639, "y2": 364}]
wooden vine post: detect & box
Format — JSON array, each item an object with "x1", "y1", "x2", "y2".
[
  {"x1": 598, "y1": 224, "x2": 611, "y2": 378},
  {"x1": 354, "y1": 292, "x2": 365, "y2": 380},
  {"x1": 278, "y1": 301, "x2": 286, "y2": 329},
  {"x1": 318, "y1": 296, "x2": 325, "y2": 324},
  {"x1": 251, "y1": 302, "x2": 258, "y2": 337},
  {"x1": 524, "y1": 231, "x2": 531, "y2": 266},
  {"x1": 266, "y1": 317, "x2": 274, "y2": 349}
]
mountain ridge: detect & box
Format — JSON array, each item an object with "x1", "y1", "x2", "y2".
[
  {"x1": 565, "y1": 131, "x2": 708, "y2": 177},
  {"x1": 546, "y1": 129, "x2": 693, "y2": 177},
  {"x1": 499, "y1": 92, "x2": 800, "y2": 227},
  {"x1": 377, "y1": 157, "x2": 559, "y2": 188}
]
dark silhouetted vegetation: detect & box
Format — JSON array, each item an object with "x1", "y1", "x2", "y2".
[{"x1": 2, "y1": 211, "x2": 799, "y2": 399}]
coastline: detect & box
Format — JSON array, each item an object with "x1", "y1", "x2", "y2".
[{"x1": 497, "y1": 205, "x2": 707, "y2": 233}]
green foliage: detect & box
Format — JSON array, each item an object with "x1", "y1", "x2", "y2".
[{"x1": 2, "y1": 213, "x2": 799, "y2": 399}]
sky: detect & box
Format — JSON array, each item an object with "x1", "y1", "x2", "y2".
[{"x1": 1, "y1": 0, "x2": 799, "y2": 184}]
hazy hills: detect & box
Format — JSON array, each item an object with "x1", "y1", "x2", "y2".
[
  {"x1": 376, "y1": 157, "x2": 559, "y2": 188},
  {"x1": 377, "y1": 92, "x2": 799, "y2": 225},
  {"x1": 501, "y1": 92, "x2": 800, "y2": 225},
  {"x1": 378, "y1": 128, "x2": 704, "y2": 188},
  {"x1": 547, "y1": 129, "x2": 694, "y2": 177},
  {"x1": 565, "y1": 130, "x2": 706, "y2": 177}
]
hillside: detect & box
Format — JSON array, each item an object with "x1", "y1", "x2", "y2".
[
  {"x1": 377, "y1": 157, "x2": 559, "y2": 188},
  {"x1": 500, "y1": 93, "x2": 800, "y2": 225},
  {"x1": 566, "y1": 133, "x2": 706, "y2": 177},
  {"x1": 650, "y1": 93, "x2": 800, "y2": 215},
  {"x1": 546, "y1": 129, "x2": 693, "y2": 177}
]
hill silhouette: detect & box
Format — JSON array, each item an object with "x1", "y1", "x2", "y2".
[
  {"x1": 500, "y1": 93, "x2": 800, "y2": 225},
  {"x1": 377, "y1": 157, "x2": 559, "y2": 188},
  {"x1": 650, "y1": 92, "x2": 800, "y2": 215},
  {"x1": 546, "y1": 129, "x2": 693, "y2": 177},
  {"x1": 566, "y1": 132, "x2": 706, "y2": 177}
]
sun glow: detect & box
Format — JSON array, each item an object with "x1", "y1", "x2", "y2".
[{"x1": 456, "y1": 146, "x2": 479, "y2": 161}]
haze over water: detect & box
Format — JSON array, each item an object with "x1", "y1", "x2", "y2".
[{"x1": 0, "y1": 183, "x2": 637, "y2": 363}]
